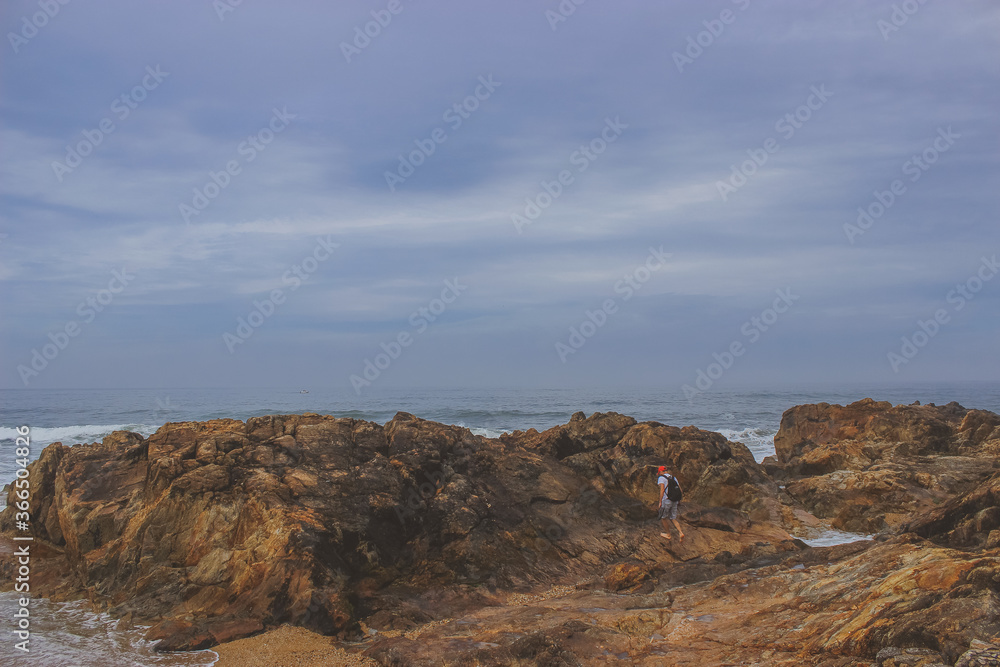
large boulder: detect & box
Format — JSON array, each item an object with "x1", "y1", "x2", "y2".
[
  {"x1": 766, "y1": 399, "x2": 1000, "y2": 532},
  {"x1": 773, "y1": 398, "x2": 1000, "y2": 469},
  {"x1": 510, "y1": 410, "x2": 637, "y2": 459},
  {"x1": 904, "y1": 471, "x2": 1000, "y2": 549}
]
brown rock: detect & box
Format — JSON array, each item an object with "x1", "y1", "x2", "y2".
[
  {"x1": 954, "y1": 639, "x2": 1000, "y2": 667},
  {"x1": 768, "y1": 400, "x2": 1000, "y2": 532},
  {"x1": 604, "y1": 560, "x2": 648, "y2": 592},
  {"x1": 518, "y1": 411, "x2": 637, "y2": 459},
  {"x1": 146, "y1": 618, "x2": 216, "y2": 652},
  {"x1": 681, "y1": 505, "x2": 751, "y2": 533},
  {"x1": 55, "y1": 399, "x2": 993, "y2": 665},
  {"x1": 0, "y1": 409, "x2": 810, "y2": 652},
  {"x1": 905, "y1": 472, "x2": 1000, "y2": 549},
  {"x1": 209, "y1": 618, "x2": 265, "y2": 645}
]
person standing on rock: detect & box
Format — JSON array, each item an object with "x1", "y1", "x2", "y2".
[{"x1": 657, "y1": 466, "x2": 685, "y2": 542}]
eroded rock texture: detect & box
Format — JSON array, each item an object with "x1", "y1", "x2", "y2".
[
  {"x1": 1, "y1": 411, "x2": 799, "y2": 650},
  {"x1": 767, "y1": 398, "x2": 1000, "y2": 532},
  {"x1": 4, "y1": 399, "x2": 1000, "y2": 665}
]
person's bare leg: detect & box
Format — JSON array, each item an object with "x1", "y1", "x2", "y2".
[
  {"x1": 660, "y1": 518, "x2": 672, "y2": 539},
  {"x1": 672, "y1": 518, "x2": 685, "y2": 541}
]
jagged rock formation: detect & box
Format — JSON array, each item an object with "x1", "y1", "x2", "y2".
[
  {"x1": 347, "y1": 523, "x2": 1000, "y2": 666},
  {"x1": 766, "y1": 398, "x2": 1000, "y2": 533},
  {"x1": 5, "y1": 399, "x2": 1000, "y2": 665},
  {"x1": 0, "y1": 411, "x2": 801, "y2": 651}
]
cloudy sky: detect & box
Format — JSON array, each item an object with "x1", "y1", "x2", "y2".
[{"x1": 1, "y1": 0, "x2": 998, "y2": 393}]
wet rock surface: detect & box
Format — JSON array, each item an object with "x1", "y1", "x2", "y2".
[{"x1": 3, "y1": 400, "x2": 1000, "y2": 665}]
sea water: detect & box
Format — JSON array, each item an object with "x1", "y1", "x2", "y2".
[
  {"x1": 0, "y1": 594, "x2": 218, "y2": 665},
  {"x1": 1, "y1": 383, "x2": 998, "y2": 664}
]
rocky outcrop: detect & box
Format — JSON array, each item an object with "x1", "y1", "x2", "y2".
[
  {"x1": 766, "y1": 399, "x2": 1000, "y2": 532},
  {"x1": 514, "y1": 413, "x2": 816, "y2": 532},
  {"x1": 773, "y1": 398, "x2": 1000, "y2": 467},
  {"x1": 345, "y1": 466, "x2": 1000, "y2": 666},
  {"x1": 6, "y1": 399, "x2": 1000, "y2": 664},
  {"x1": 511, "y1": 410, "x2": 637, "y2": 459},
  {"x1": 607, "y1": 422, "x2": 798, "y2": 527},
  {"x1": 0, "y1": 411, "x2": 802, "y2": 651},
  {"x1": 904, "y1": 470, "x2": 1000, "y2": 550}
]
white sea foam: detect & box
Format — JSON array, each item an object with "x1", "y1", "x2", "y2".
[
  {"x1": 0, "y1": 594, "x2": 218, "y2": 665},
  {"x1": 461, "y1": 425, "x2": 511, "y2": 439},
  {"x1": 717, "y1": 426, "x2": 777, "y2": 463},
  {"x1": 0, "y1": 424, "x2": 160, "y2": 447},
  {"x1": 798, "y1": 529, "x2": 873, "y2": 547},
  {"x1": 0, "y1": 424, "x2": 164, "y2": 491}
]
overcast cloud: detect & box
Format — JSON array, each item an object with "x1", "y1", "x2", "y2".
[{"x1": 1, "y1": 0, "x2": 998, "y2": 393}]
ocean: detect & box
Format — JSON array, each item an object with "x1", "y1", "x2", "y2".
[{"x1": 2, "y1": 382, "x2": 999, "y2": 664}]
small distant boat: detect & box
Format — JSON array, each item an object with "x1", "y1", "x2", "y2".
[{"x1": 299, "y1": 390, "x2": 309, "y2": 394}]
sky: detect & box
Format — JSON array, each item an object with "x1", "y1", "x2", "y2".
[{"x1": 1, "y1": 0, "x2": 998, "y2": 395}]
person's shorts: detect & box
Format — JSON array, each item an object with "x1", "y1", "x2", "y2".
[{"x1": 658, "y1": 500, "x2": 679, "y2": 520}]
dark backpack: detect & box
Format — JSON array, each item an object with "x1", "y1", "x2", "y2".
[{"x1": 666, "y1": 475, "x2": 682, "y2": 502}]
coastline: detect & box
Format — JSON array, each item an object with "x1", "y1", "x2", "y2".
[{"x1": 3, "y1": 398, "x2": 1000, "y2": 664}]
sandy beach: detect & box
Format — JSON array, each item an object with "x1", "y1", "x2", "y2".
[{"x1": 213, "y1": 625, "x2": 377, "y2": 667}]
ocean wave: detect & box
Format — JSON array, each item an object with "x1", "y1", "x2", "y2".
[
  {"x1": 0, "y1": 594, "x2": 218, "y2": 666},
  {"x1": 716, "y1": 427, "x2": 777, "y2": 462},
  {"x1": 463, "y1": 425, "x2": 512, "y2": 439},
  {"x1": 425, "y1": 408, "x2": 572, "y2": 430},
  {"x1": 0, "y1": 424, "x2": 160, "y2": 447}
]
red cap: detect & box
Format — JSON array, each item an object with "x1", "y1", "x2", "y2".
[{"x1": 657, "y1": 466, "x2": 666, "y2": 473}]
